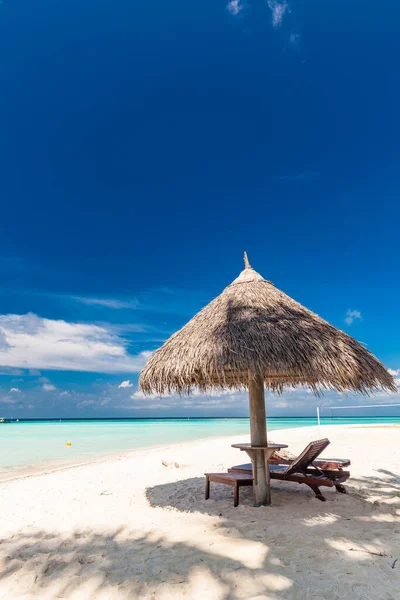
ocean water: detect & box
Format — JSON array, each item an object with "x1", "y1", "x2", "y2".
[{"x1": 1, "y1": 417, "x2": 399, "y2": 478}]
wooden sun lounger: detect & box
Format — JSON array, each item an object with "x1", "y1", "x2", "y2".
[
  {"x1": 231, "y1": 460, "x2": 350, "y2": 473},
  {"x1": 230, "y1": 462, "x2": 350, "y2": 491},
  {"x1": 228, "y1": 438, "x2": 350, "y2": 502},
  {"x1": 205, "y1": 439, "x2": 350, "y2": 505},
  {"x1": 230, "y1": 439, "x2": 350, "y2": 475},
  {"x1": 271, "y1": 455, "x2": 350, "y2": 470},
  {"x1": 268, "y1": 464, "x2": 349, "y2": 501},
  {"x1": 265, "y1": 440, "x2": 350, "y2": 470}
]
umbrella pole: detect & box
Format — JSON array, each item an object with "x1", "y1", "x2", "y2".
[{"x1": 248, "y1": 373, "x2": 271, "y2": 506}]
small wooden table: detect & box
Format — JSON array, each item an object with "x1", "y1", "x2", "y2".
[
  {"x1": 231, "y1": 443, "x2": 288, "y2": 487},
  {"x1": 205, "y1": 472, "x2": 253, "y2": 507}
]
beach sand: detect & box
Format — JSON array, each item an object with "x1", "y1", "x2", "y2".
[{"x1": 0, "y1": 424, "x2": 399, "y2": 600}]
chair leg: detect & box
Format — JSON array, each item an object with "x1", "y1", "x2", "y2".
[
  {"x1": 205, "y1": 476, "x2": 210, "y2": 500},
  {"x1": 335, "y1": 484, "x2": 346, "y2": 494},
  {"x1": 308, "y1": 484, "x2": 326, "y2": 501},
  {"x1": 234, "y1": 482, "x2": 239, "y2": 507}
]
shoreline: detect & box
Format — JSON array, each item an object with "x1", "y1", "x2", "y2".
[{"x1": 1, "y1": 421, "x2": 398, "y2": 484}]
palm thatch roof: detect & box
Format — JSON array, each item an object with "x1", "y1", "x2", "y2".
[{"x1": 139, "y1": 254, "x2": 395, "y2": 397}]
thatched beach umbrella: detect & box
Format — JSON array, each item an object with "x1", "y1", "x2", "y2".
[{"x1": 139, "y1": 253, "x2": 395, "y2": 505}]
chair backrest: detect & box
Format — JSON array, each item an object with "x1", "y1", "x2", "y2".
[{"x1": 284, "y1": 438, "x2": 330, "y2": 476}]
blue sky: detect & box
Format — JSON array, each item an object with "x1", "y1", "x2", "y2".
[{"x1": 0, "y1": 0, "x2": 399, "y2": 417}]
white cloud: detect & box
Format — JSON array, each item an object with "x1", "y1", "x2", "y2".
[
  {"x1": 131, "y1": 390, "x2": 165, "y2": 400},
  {"x1": 267, "y1": 0, "x2": 288, "y2": 28},
  {"x1": 9, "y1": 387, "x2": 20, "y2": 393},
  {"x1": 42, "y1": 383, "x2": 56, "y2": 392},
  {"x1": 227, "y1": 0, "x2": 243, "y2": 15},
  {"x1": 0, "y1": 313, "x2": 152, "y2": 374},
  {"x1": 119, "y1": 380, "x2": 133, "y2": 388},
  {"x1": 345, "y1": 309, "x2": 362, "y2": 325},
  {"x1": 59, "y1": 391, "x2": 71, "y2": 397},
  {"x1": 0, "y1": 328, "x2": 10, "y2": 350}
]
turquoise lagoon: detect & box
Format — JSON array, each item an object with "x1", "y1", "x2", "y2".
[{"x1": 1, "y1": 417, "x2": 399, "y2": 478}]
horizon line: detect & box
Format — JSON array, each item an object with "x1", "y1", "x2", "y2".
[{"x1": 2, "y1": 415, "x2": 400, "y2": 422}]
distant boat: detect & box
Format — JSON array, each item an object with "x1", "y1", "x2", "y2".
[{"x1": 0, "y1": 417, "x2": 11, "y2": 423}]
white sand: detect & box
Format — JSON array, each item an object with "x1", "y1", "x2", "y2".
[{"x1": 0, "y1": 424, "x2": 399, "y2": 600}]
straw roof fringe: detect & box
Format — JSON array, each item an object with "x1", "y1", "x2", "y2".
[{"x1": 139, "y1": 257, "x2": 396, "y2": 397}]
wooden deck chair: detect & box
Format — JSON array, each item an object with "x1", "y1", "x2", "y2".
[
  {"x1": 270, "y1": 444, "x2": 350, "y2": 471},
  {"x1": 234, "y1": 439, "x2": 351, "y2": 471},
  {"x1": 230, "y1": 438, "x2": 350, "y2": 501}
]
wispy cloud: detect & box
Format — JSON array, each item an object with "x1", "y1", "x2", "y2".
[
  {"x1": 345, "y1": 309, "x2": 362, "y2": 326},
  {"x1": 72, "y1": 296, "x2": 139, "y2": 310},
  {"x1": 388, "y1": 369, "x2": 400, "y2": 376},
  {"x1": 267, "y1": 0, "x2": 288, "y2": 28},
  {"x1": 273, "y1": 170, "x2": 319, "y2": 182},
  {"x1": 3, "y1": 286, "x2": 210, "y2": 320},
  {"x1": 9, "y1": 387, "x2": 20, "y2": 393},
  {"x1": 130, "y1": 387, "x2": 234, "y2": 401},
  {"x1": 129, "y1": 378, "x2": 400, "y2": 414},
  {"x1": 2, "y1": 374, "x2": 399, "y2": 417},
  {"x1": 0, "y1": 395, "x2": 19, "y2": 405},
  {"x1": 42, "y1": 383, "x2": 56, "y2": 392},
  {"x1": 118, "y1": 380, "x2": 133, "y2": 389},
  {"x1": 227, "y1": 0, "x2": 300, "y2": 48},
  {"x1": 387, "y1": 369, "x2": 400, "y2": 390},
  {"x1": 0, "y1": 328, "x2": 11, "y2": 351},
  {"x1": 129, "y1": 389, "x2": 248, "y2": 412},
  {"x1": 0, "y1": 313, "x2": 152, "y2": 373},
  {"x1": 0, "y1": 368, "x2": 24, "y2": 376},
  {"x1": 273, "y1": 399, "x2": 289, "y2": 408},
  {"x1": 227, "y1": 0, "x2": 243, "y2": 15}
]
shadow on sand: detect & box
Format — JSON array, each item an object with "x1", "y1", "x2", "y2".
[{"x1": 1, "y1": 471, "x2": 399, "y2": 599}]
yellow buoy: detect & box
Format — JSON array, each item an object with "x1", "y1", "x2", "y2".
[{"x1": 66, "y1": 442, "x2": 72, "y2": 447}]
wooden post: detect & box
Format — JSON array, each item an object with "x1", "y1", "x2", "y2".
[{"x1": 248, "y1": 372, "x2": 271, "y2": 506}]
